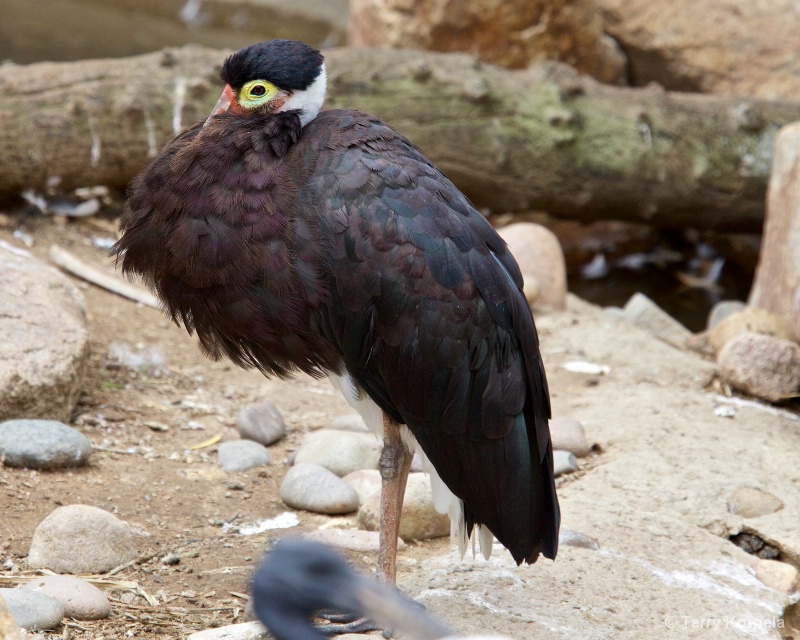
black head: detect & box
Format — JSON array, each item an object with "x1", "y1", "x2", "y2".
[
  {"x1": 252, "y1": 538, "x2": 364, "y2": 640},
  {"x1": 221, "y1": 39, "x2": 325, "y2": 91},
  {"x1": 251, "y1": 539, "x2": 454, "y2": 640}
]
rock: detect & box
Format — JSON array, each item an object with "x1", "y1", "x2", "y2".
[
  {"x1": 706, "y1": 300, "x2": 747, "y2": 332},
  {"x1": 280, "y1": 463, "x2": 360, "y2": 515},
  {"x1": 549, "y1": 417, "x2": 591, "y2": 457},
  {"x1": 750, "y1": 123, "x2": 800, "y2": 322},
  {"x1": 27, "y1": 504, "x2": 138, "y2": 574},
  {"x1": 349, "y1": 0, "x2": 626, "y2": 82},
  {"x1": 497, "y1": 223, "x2": 567, "y2": 310},
  {"x1": 0, "y1": 588, "x2": 64, "y2": 630},
  {"x1": 237, "y1": 402, "x2": 286, "y2": 446},
  {"x1": 727, "y1": 487, "x2": 784, "y2": 518},
  {"x1": 597, "y1": 0, "x2": 800, "y2": 99},
  {"x1": 0, "y1": 241, "x2": 88, "y2": 421},
  {"x1": 186, "y1": 621, "x2": 267, "y2": 640},
  {"x1": 218, "y1": 440, "x2": 272, "y2": 472},
  {"x1": 559, "y1": 529, "x2": 600, "y2": 550},
  {"x1": 520, "y1": 273, "x2": 540, "y2": 306},
  {"x1": 341, "y1": 469, "x2": 382, "y2": 504},
  {"x1": 754, "y1": 559, "x2": 799, "y2": 594},
  {"x1": 0, "y1": 419, "x2": 91, "y2": 469},
  {"x1": 303, "y1": 529, "x2": 406, "y2": 553},
  {"x1": 21, "y1": 575, "x2": 110, "y2": 620},
  {"x1": 717, "y1": 333, "x2": 800, "y2": 402},
  {"x1": 357, "y1": 473, "x2": 449, "y2": 541},
  {"x1": 709, "y1": 307, "x2": 796, "y2": 355},
  {"x1": 622, "y1": 292, "x2": 692, "y2": 349},
  {"x1": 329, "y1": 414, "x2": 369, "y2": 433},
  {"x1": 553, "y1": 450, "x2": 579, "y2": 476},
  {"x1": 294, "y1": 429, "x2": 380, "y2": 477}
]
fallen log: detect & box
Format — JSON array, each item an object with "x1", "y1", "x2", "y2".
[{"x1": 1, "y1": 45, "x2": 799, "y2": 231}]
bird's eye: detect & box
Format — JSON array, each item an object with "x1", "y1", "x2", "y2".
[{"x1": 238, "y1": 80, "x2": 278, "y2": 109}]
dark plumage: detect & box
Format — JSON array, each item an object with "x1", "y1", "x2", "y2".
[
  {"x1": 116, "y1": 39, "x2": 559, "y2": 570},
  {"x1": 253, "y1": 539, "x2": 454, "y2": 640}
]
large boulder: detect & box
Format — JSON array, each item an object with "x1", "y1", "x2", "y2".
[
  {"x1": 349, "y1": 0, "x2": 626, "y2": 82},
  {"x1": 597, "y1": 0, "x2": 800, "y2": 99},
  {"x1": 0, "y1": 242, "x2": 88, "y2": 421}
]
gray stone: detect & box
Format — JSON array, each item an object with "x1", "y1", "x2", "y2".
[
  {"x1": 303, "y1": 529, "x2": 406, "y2": 553},
  {"x1": 294, "y1": 429, "x2": 380, "y2": 477},
  {"x1": 0, "y1": 241, "x2": 88, "y2": 422},
  {"x1": 357, "y1": 473, "x2": 449, "y2": 541},
  {"x1": 341, "y1": 469, "x2": 381, "y2": 504},
  {"x1": 717, "y1": 332, "x2": 800, "y2": 402},
  {"x1": 237, "y1": 402, "x2": 286, "y2": 446},
  {"x1": 0, "y1": 420, "x2": 91, "y2": 469},
  {"x1": 329, "y1": 414, "x2": 369, "y2": 433},
  {"x1": 553, "y1": 450, "x2": 578, "y2": 476},
  {"x1": 497, "y1": 223, "x2": 567, "y2": 310},
  {"x1": 28, "y1": 505, "x2": 138, "y2": 574},
  {"x1": 21, "y1": 575, "x2": 110, "y2": 620},
  {"x1": 186, "y1": 621, "x2": 267, "y2": 640},
  {"x1": 623, "y1": 292, "x2": 692, "y2": 349},
  {"x1": 0, "y1": 588, "x2": 64, "y2": 630},
  {"x1": 727, "y1": 487, "x2": 784, "y2": 518},
  {"x1": 706, "y1": 300, "x2": 747, "y2": 331},
  {"x1": 559, "y1": 529, "x2": 600, "y2": 550},
  {"x1": 218, "y1": 440, "x2": 272, "y2": 472},
  {"x1": 549, "y1": 417, "x2": 591, "y2": 458},
  {"x1": 280, "y1": 463, "x2": 360, "y2": 515}
]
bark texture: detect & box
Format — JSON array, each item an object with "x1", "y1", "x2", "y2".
[{"x1": 2, "y1": 45, "x2": 800, "y2": 231}]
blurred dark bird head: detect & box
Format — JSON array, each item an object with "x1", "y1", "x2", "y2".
[
  {"x1": 252, "y1": 538, "x2": 454, "y2": 640},
  {"x1": 206, "y1": 39, "x2": 327, "y2": 128}
]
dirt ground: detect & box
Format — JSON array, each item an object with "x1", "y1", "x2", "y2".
[{"x1": 0, "y1": 211, "x2": 798, "y2": 640}]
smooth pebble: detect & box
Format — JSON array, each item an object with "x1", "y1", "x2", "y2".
[
  {"x1": 0, "y1": 420, "x2": 90, "y2": 469},
  {"x1": 549, "y1": 417, "x2": 591, "y2": 457},
  {"x1": 21, "y1": 575, "x2": 110, "y2": 620},
  {"x1": 218, "y1": 440, "x2": 272, "y2": 472},
  {"x1": 727, "y1": 487, "x2": 784, "y2": 518},
  {"x1": 280, "y1": 463, "x2": 360, "y2": 515},
  {"x1": 186, "y1": 621, "x2": 267, "y2": 640},
  {"x1": 0, "y1": 588, "x2": 64, "y2": 630},
  {"x1": 237, "y1": 402, "x2": 286, "y2": 446},
  {"x1": 559, "y1": 528, "x2": 600, "y2": 550},
  {"x1": 328, "y1": 414, "x2": 369, "y2": 433},
  {"x1": 553, "y1": 450, "x2": 578, "y2": 476},
  {"x1": 754, "y1": 559, "x2": 799, "y2": 594},
  {"x1": 28, "y1": 504, "x2": 137, "y2": 574},
  {"x1": 294, "y1": 429, "x2": 380, "y2": 477},
  {"x1": 341, "y1": 469, "x2": 381, "y2": 504},
  {"x1": 357, "y1": 473, "x2": 449, "y2": 541},
  {"x1": 303, "y1": 529, "x2": 405, "y2": 553}
]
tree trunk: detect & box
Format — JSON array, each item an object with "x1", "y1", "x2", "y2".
[{"x1": 1, "y1": 45, "x2": 799, "y2": 231}]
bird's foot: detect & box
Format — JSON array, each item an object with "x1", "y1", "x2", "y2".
[{"x1": 315, "y1": 611, "x2": 384, "y2": 635}]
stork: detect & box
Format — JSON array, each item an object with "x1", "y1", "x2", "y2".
[{"x1": 115, "y1": 39, "x2": 559, "y2": 591}]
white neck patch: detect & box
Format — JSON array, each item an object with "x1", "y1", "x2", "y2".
[{"x1": 279, "y1": 63, "x2": 327, "y2": 127}]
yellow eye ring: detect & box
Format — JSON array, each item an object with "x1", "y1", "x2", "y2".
[{"x1": 239, "y1": 80, "x2": 278, "y2": 109}]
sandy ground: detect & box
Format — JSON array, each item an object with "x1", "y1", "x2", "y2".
[{"x1": 0, "y1": 214, "x2": 798, "y2": 640}]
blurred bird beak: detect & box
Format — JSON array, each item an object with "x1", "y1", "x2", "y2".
[
  {"x1": 354, "y1": 577, "x2": 453, "y2": 640},
  {"x1": 204, "y1": 84, "x2": 237, "y2": 127}
]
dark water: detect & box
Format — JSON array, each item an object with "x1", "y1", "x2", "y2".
[{"x1": 566, "y1": 237, "x2": 756, "y2": 333}]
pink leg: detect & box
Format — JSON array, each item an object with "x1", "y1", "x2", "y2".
[{"x1": 377, "y1": 413, "x2": 412, "y2": 586}]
